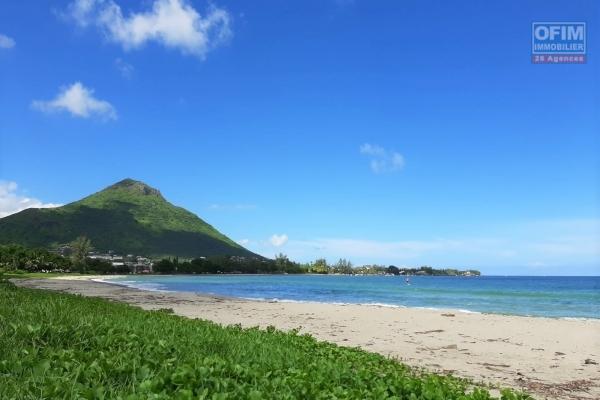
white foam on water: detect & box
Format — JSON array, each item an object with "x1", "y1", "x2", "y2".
[
  {"x1": 456, "y1": 309, "x2": 482, "y2": 314},
  {"x1": 195, "y1": 295, "x2": 483, "y2": 314},
  {"x1": 362, "y1": 302, "x2": 406, "y2": 309},
  {"x1": 411, "y1": 306, "x2": 482, "y2": 314},
  {"x1": 562, "y1": 316, "x2": 595, "y2": 322},
  {"x1": 414, "y1": 306, "x2": 441, "y2": 311},
  {"x1": 238, "y1": 297, "x2": 410, "y2": 309},
  {"x1": 93, "y1": 277, "x2": 171, "y2": 293}
]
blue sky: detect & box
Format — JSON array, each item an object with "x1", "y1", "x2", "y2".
[{"x1": 0, "y1": 0, "x2": 598, "y2": 275}]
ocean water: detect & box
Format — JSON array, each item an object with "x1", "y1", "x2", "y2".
[{"x1": 105, "y1": 275, "x2": 600, "y2": 319}]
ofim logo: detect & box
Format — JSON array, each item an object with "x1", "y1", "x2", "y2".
[{"x1": 532, "y1": 22, "x2": 586, "y2": 64}]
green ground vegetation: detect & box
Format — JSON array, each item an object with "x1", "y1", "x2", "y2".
[{"x1": 0, "y1": 280, "x2": 528, "y2": 399}]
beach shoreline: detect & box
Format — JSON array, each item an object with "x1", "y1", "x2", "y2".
[{"x1": 13, "y1": 276, "x2": 600, "y2": 400}]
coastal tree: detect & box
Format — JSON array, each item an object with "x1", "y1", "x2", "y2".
[
  {"x1": 333, "y1": 258, "x2": 353, "y2": 274},
  {"x1": 274, "y1": 253, "x2": 291, "y2": 270},
  {"x1": 71, "y1": 236, "x2": 92, "y2": 272},
  {"x1": 0, "y1": 244, "x2": 72, "y2": 272},
  {"x1": 310, "y1": 258, "x2": 329, "y2": 274},
  {"x1": 387, "y1": 265, "x2": 400, "y2": 275},
  {"x1": 154, "y1": 259, "x2": 175, "y2": 274}
]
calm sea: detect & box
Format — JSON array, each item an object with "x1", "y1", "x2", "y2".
[{"x1": 105, "y1": 275, "x2": 600, "y2": 319}]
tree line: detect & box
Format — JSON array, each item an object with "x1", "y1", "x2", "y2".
[
  {"x1": 152, "y1": 255, "x2": 362, "y2": 275},
  {"x1": 153, "y1": 253, "x2": 305, "y2": 274},
  {"x1": 0, "y1": 241, "x2": 480, "y2": 276},
  {"x1": 0, "y1": 241, "x2": 129, "y2": 274}
]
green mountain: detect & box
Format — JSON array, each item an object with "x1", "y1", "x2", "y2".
[{"x1": 0, "y1": 179, "x2": 258, "y2": 258}]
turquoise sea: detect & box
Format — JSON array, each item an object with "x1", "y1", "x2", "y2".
[{"x1": 106, "y1": 275, "x2": 600, "y2": 319}]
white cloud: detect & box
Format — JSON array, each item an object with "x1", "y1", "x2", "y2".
[
  {"x1": 32, "y1": 82, "x2": 117, "y2": 120},
  {"x1": 359, "y1": 143, "x2": 385, "y2": 157},
  {"x1": 269, "y1": 234, "x2": 288, "y2": 247},
  {"x1": 360, "y1": 143, "x2": 405, "y2": 173},
  {"x1": 288, "y1": 234, "x2": 597, "y2": 271},
  {"x1": 0, "y1": 34, "x2": 15, "y2": 49},
  {"x1": 66, "y1": 0, "x2": 98, "y2": 26},
  {"x1": 65, "y1": 0, "x2": 232, "y2": 58},
  {"x1": 237, "y1": 239, "x2": 250, "y2": 246},
  {"x1": 0, "y1": 181, "x2": 62, "y2": 218},
  {"x1": 282, "y1": 237, "x2": 471, "y2": 261},
  {"x1": 241, "y1": 218, "x2": 600, "y2": 275},
  {"x1": 114, "y1": 58, "x2": 134, "y2": 78}
]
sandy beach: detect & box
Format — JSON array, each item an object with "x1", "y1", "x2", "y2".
[{"x1": 13, "y1": 277, "x2": 600, "y2": 400}]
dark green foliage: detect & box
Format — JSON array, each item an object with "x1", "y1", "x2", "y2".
[
  {"x1": 309, "y1": 258, "x2": 330, "y2": 274},
  {"x1": 388, "y1": 266, "x2": 401, "y2": 275},
  {"x1": 71, "y1": 236, "x2": 92, "y2": 269},
  {"x1": 332, "y1": 258, "x2": 354, "y2": 274},
  {"x1": 0, "y1": 179, "x2": 258, "y2": 259},
  {"x1": 153, "y1": 258, "x2": 177, "y2": 274},
  {"x1": 412, "y1": 267, "x2": 481, "y2": 276},
  {"x1": 0, "y1": 282, "x2": 531, "y2": 399},
  {"x1": 357, "y1": 265, "x2": 481, "y2": 276},
  {"x1": 0, "y1": 243, "x2": 305, "y2": 276},
  {"x1": 0, "y1": 244, "x2": 71, "y2": 272},
  {"x1": 155, "y1": 255, "x2": 306, "y2": 274},
  {"x1": 85, "y1": 258, "x2": 130, "y2": 275},
  {"x1": 0, "y1": 244, "x2": 125, "y2": 274}
]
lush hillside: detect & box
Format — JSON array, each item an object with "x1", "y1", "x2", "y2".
[{"x1": 0, "y1": 179, "x2": 257, "y2": 258}]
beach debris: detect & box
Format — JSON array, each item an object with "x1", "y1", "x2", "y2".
[
  {"x1": 521, "y1": 378, "x2": 594, "y2": 398},
  {"x1": 486, "y1": 338, "x2": 510, "y2": 343},
  {"x1": 415, "y1": 329, "x2": 444, "y2": 334},
  {"x1": 441, "y1": 313, "x2": 455, "y2": 317},
  {"x1": 584, "y1": 358, "x2": 597, "y2": 365},
  {"x1": 481, "y1": 362, "x2": 510, "y2": 368},
  {"x1": 554, "y1": 351, "x2": 565, "y2": 356}
]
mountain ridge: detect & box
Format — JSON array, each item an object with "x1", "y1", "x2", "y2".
[{"x1": 0, "y1": 179, "x2": 259, "y2": 259}]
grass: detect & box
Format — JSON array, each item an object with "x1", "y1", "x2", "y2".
[{"x1": 0, "y1": 281, "x2": 532, "y2": 399}]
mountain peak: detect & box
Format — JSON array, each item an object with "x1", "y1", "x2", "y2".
[
  {"x1": 107, "y1": 178, "x2": 163, "y2": 198},
  {"x1": 0, "y1": 179, "x2": 257, "y2": 258}
]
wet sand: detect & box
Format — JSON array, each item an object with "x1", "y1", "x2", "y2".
[{"x1": 13, "y1": 277, "x2": 600, "y2": 400}]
